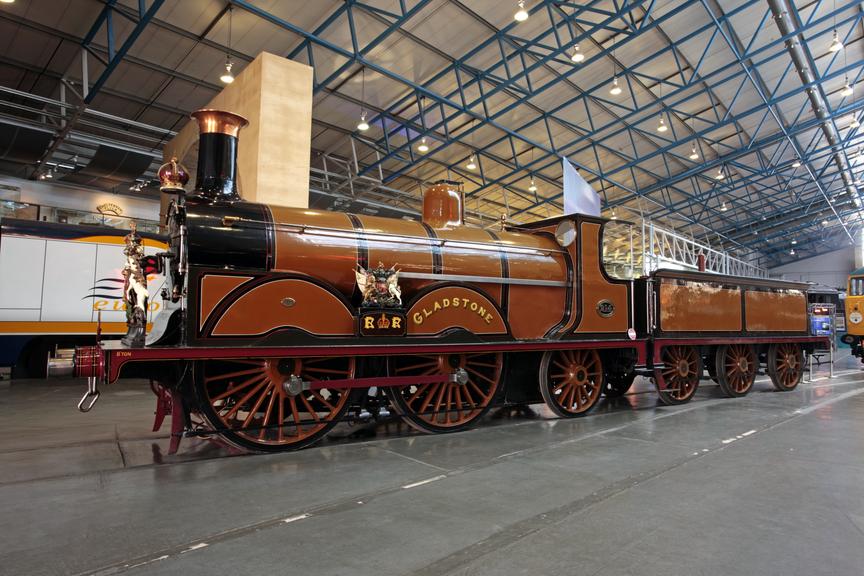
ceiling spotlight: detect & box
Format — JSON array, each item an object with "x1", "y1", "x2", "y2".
[
  {"x1": 789, "y1": 247, "x2": 796, "y2": 256},
  {"x1": 220, "y1": 60, "x2": 235, "y2": 84},
  {"x1": 609, "y1": 77, "x2": 622, "y2": 96},
  {"x1": 840, "y1": 78, "x2": 854, "y2": 97},
  {"x1": 417, "y1": 137, "x2": 429, "y2": 153},
  {"x1": 829, "y1": 29, "x2": 843, "y2": 53},
  {"x1": 528, "y1": 178, "x2": 537, "y2": 192},
  {"x1": 715, "y1": 166, "x2": 725, "y2": 180},
  {"x1": 514, "y1": 0, "x2": 529, "y2": 22},
  {"x1": 657, "y1": 116, "x2": 668, "y2": 133},
  {"x1": 38, "y1": 172, "x2": 46, "y2": 180},
  {"x1": 851, "y1": 116, "x2": 861, "y2": 128},
  {"x1": 821, "y1": 219, "x2": 829, "y2": 225},
  {"x1": 45, "y1": 168, "x2": 53, "y2": 179},
  {"x1": 610, "y1": 208, "x2": 617, "y2": 220},
  {"x1": 466, "y1": 154, "x2": 477, "y2": 170},
  {"x1": 720, "y1": 200, "x2": 728, "y2": 212},
  {"x1": 792, "y1": 159, "x2": 801, "y2": 168},
  {"x1": 570, "y1": 45, "x2": 585, "y2": 63},
  {"x1": 791, "y1": 239, "x2": 797, "y2": 245},
  {"x1": 356, "y1": 111, "x2": 369, "y2": 132},
  {"x1": 689, "y1": 144, "x2": 699, "y2": 160}
]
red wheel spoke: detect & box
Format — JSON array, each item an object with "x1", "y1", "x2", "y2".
[
  {"x1": 259, "y1": 390, "x2": 277, "y2": 440},
  {"x1": 205, "y1": 366, "x2": 264, "y2": 384},
  {"x1": 465, "y1": 366, "x2": 496, "y2": 385},
  {"x1": 242, "y1": 383, "x2": 273, "y2": 428},
  {"x1": 299, "y1": 395, "x2": 321, "y2": 423},
  {"x1": 211, "y1": 373, "x2": 267, "y2": 402},
  {"x1": 288, "y1": 397, "x2": 303, "y2": 436},
  {"x1": 309, "y1": 390, "x2": 336, "y2": 412},
  {"x1": 224, "y1": 378, "x2": 270, "y2": 420}
]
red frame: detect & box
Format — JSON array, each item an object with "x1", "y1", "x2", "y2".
[{"x1": 99, "y1": 339, "x2": 648, "y2": 384}]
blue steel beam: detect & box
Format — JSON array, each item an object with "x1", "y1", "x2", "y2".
[
  {"x1": 82, "y1": 0, "x2": 166, "y2": 104},
  {"x1": 461, "y1": 6, "x2": 862, "y2": 218}
]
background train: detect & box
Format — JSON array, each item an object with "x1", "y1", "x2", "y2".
[
  {"x1": 70, "y1": 109, "x2": 828, "y2": 453},
  {"x1": 0, "y1": 219, "x2": 166, "y2": 377}
]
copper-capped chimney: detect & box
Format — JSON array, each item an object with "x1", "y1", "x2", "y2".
[
  {"x1": 422, "y1": 180, "x2": 464, "y2": 228},
  {"x1": 190, "y1": 109, "x2": 248, "y2": 201}
]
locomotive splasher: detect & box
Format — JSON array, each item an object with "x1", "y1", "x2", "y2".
[{"x1": 71, "y1": 109, "x2": 827, "y2": 453}]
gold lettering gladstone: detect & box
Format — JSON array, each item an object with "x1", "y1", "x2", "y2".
[{"x1": 412, "y1": 296, "x2": 494, "y2": 326}]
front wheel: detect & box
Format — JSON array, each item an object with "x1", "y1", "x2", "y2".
[
  {"x1": 539, "y1": 349, "x2": 604, "y2": 417},
  {"x1": 194, "y1": 357, "x2": 354, "y2": 452}
]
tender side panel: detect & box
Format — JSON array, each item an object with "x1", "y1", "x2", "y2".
[
  {"x1": 199, "y1": 274, "x2": 254, "y2": 331},
  {"x1": 574, "y1": 221, "x2": 630, "y2": 334},
  {"x1": 659, "y1": 280, "x2": 742, "y2": 332},
  {"x1": 210, "y1": 279, "x2": 355, "y2": 337},
  {"x1": 745, "y1": 290, "x2": 807, "y2": 332},
  {"x1": 407, "y1": 286, "x2": 507, "y2": 336}
]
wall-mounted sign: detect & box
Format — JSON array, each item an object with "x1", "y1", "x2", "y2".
[{"x1": 96, "y1": 202, "x2": 123, "y2": 216}]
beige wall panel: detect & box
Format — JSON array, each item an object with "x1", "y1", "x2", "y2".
[{"x1": 163, "y1": 52, "x2": 312, "y2": 210}]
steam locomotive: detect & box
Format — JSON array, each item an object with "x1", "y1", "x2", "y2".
[{"x1": 72, "y1": 109, "x2": 827, "y2": 452}]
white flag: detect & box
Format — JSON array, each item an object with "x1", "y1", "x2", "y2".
[{"x1": 562, "y1": 158, "x2": 600, "y2": 216}]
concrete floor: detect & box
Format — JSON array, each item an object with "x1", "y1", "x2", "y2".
[{"x1": 1, "y1": 353, "x2": 863, "y2": 576}]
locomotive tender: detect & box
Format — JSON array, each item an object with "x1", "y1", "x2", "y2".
[{"x1": 73, "y1": 109, "x2": 827, "y2": 452}]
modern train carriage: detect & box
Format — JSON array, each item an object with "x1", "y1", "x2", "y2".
[
  {"x1": 69, "y1": 109, "x2": 827, "y2": 453},
  {"x1": 0, "y1": 219, "x2": 166, "y2": 377}
]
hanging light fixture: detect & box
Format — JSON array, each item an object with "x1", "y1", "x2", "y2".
[
  {"x1": 656, "y1": 115, "x2": 668, "y2": 133},
  {"x1": 689, "y1": 143, "x2": 699, "y2": 160},
  {"x1": 715, "y1": 165, "x2": 725, "y2": 180},
  {"x1": 45, "y1": 168, "x2": 53, "y2": 179},
  {"x1": 609, "y1": 76, "x2": 622, "y2": 96},
  {"x1": 357, "y1": 68, "x2": 369, "y2": 131},
  {"x1": 792, "y1": 159, "x2": 801, "y2": 168},
  {"x1": 528, "y1": 177, "x2": 537, "y2": 192},
  {"x1": 219, "y1": 6, "x2": 235, "y2": 84},
  {"x1": 791, "y1": 239, "x2": 797, "y2": 245},
  {"x1": 570, "y1": 44, "x2": 584, "y2": 63},
  {"x1": 789, "y1": 247, "x2": 796, "y2": 256},
  {"x1": 610, "y1": 208, "x2": 617, "y2": 220},
  {"x1": 840, "y1": 78, "x2": 854, "y2": 97},
  {"x1": 357, "y1": 111, "x2": 369, "y2": 132},
  {"x1": 829, "y1": 29, "x2": 843, "y2": 52},
  {"x1": 466, "y1": 154, "x2": 477, "y2": 170},
  {"x1": 417, "y1": 137, "x2": 429, "y2": 153},
  {"x1": 821, "y1": 219, "x2": 829, "y2": 225},
  {"x1": 720, "y1": 200, "x2": 728, "y2": 212},
  {"x1": 514, "y1": 0, "x2": 529, "y2": 22}
]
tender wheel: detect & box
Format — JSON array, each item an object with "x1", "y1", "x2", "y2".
[
  {"x1": 194, "y1": 357, "x2": 354, "y2": 452},
  {"x1": 540, "y1": 349, "x2": 604, "y2": 417},
  {"x1": 386, "y1": 352, "x2": 503, "y2": 433},
  {"x1": 603, "y1": 370, "x2": 637, "y2": 398},
  {"x1": 654, "y1": 346, "x2": 702, "y2": 405},
  {"x1": 716, "y1": 344, "x2": 757, "y2": 397},
  {"x1": 767, "y1": 343, "x2": 804, "y2": 391}
]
